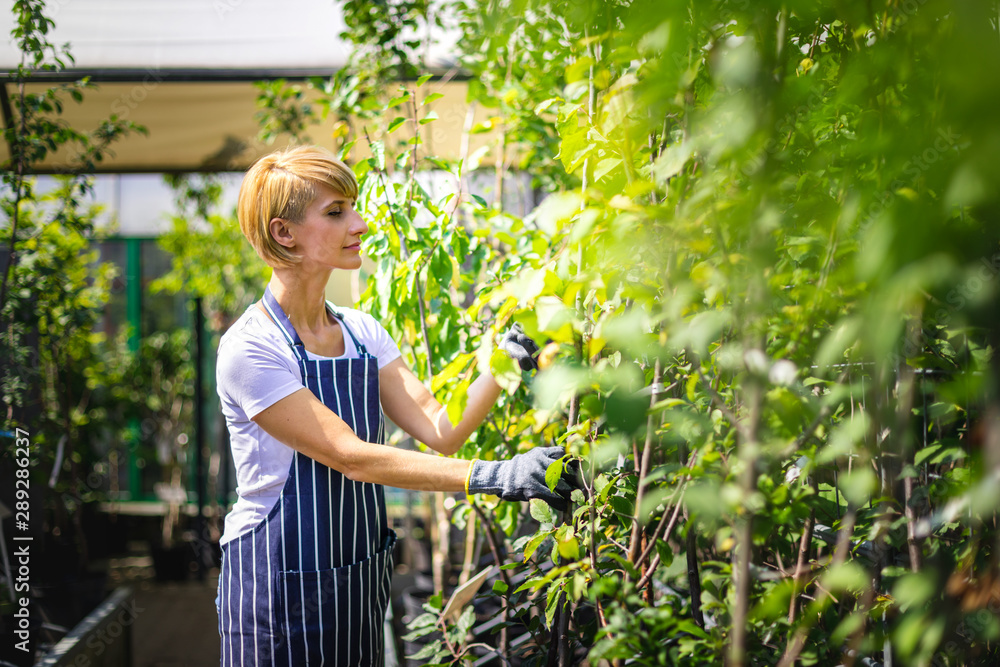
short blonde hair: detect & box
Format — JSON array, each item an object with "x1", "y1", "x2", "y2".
[{"x1": 237, "y1": 145, "x2": 359, "y2": 268}]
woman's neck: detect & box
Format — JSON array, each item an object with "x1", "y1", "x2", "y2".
[{"x1": 268, "y1": 267, "x2": 335, "y2": 335}]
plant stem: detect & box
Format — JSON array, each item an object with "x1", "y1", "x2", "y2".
[
  {"x1": 472, "y1": 503, "x2": 510, "y2": 657},
  {"x1": 459, "y1": 510, "x2": 477, "y2": 586},
  {"x1": 364, "y1": 126, "x2": 446, "y2": 590},
  {"x1": 406, "y1": 86, "x2": 420, "y2": 221},
  {"x1": 494, "y1": 120, "x2": 505, "y2": 209},
  {"x1": 548, "y1": 392, "x2": 581, "y2": 667},
  {"x1": 728, "y1": 382, "x2": 762, "y2": 667},
  {"x1": 633, "y1": 476, "x2": 688, "y2": 577},
  {"x1": 629, "y1": 359, "x2": 663, "y2": 569},
  {"x1": 686, "y1": 525, "x2": 704, "y2": 627},
  {"x1": 778, "y1": 505, "x2": 857, "y2": 667},
  {"x1": 895, "y1": 331, "x2": 922, "y2": 571},
  {"x1": 788, "y1": 506, "x2": 815, "y2": 623},
  {"x1": 635, "y1": 486, "x2": 687, "y2": 590}
]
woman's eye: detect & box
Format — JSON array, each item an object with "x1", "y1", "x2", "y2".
[{"x1": 328, "y1": 210, "x2": 341, "y2": 217}]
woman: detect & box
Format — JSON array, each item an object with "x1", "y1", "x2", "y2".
[{"x1": 215, "y1": 145, "x2": 574, "y2": 667}]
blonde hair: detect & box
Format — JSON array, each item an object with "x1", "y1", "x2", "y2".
[{"x1": 237, "y1": 145, "x2": 359, "y2": 268}]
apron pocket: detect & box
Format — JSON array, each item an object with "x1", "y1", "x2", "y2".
[{"x1": 280, "y1": 530, "x2": 396, "y2": 667}]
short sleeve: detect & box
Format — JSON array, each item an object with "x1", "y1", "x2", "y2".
[
  {"x1": 340, "y1": 309, "x2": 401, "y2": 369},
  {"x1": 217, "y1": 332, "x2": 305, "y2": 420},
  {"x1": 365, "y1": 314, "x2": 402, "y2": 369}
]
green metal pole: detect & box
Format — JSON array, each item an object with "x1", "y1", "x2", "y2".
[
  {"x1": 193, "y1": 297, "x2": 207, "y2": 580},
  {"x1": 126, "y1": 238, "x2": 142, "y2": 500}
]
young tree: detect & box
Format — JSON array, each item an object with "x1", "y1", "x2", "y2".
[
  {"x1": 254, "y1": 1, "x2": 1000, "y2": 664},
  {"x1": 0, "y1": 0, "x2": 144, "y2": 640}
]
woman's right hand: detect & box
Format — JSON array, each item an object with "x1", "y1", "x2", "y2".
[{"x1": 467, "y1": 446, "x2": 578, "y2": 511}]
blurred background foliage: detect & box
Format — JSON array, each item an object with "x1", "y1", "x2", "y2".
[{"x1": 256, "y1": 0, "x2": 1000, "y2": 664}]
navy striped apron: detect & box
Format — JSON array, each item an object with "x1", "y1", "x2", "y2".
[{"x1": 218, "y1": 286, "x2": 396, "y2": 666}]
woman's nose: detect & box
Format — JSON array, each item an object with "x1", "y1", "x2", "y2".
[{"x1": 352, "y1": 211, "x2": 370, "y2": 236}]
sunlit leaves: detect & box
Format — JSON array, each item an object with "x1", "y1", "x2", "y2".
[{"x1": 251, "y1": 0, "x2": 1000, "y2": 664}]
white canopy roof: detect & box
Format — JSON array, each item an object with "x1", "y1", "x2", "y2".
[
  {"x1": 0, "y1": 0, "x2": 457, "y2": 73},
  {"x1": 0, "y1": 0, "x2": 471, "y2": 172}
]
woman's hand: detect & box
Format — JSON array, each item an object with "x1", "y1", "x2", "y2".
[
  {"x1": 467, "y1": 446, "x2": 579, "y2": 511},
  {"x1": 500, "y1": 323, "x2": 540, "y2": 371}
]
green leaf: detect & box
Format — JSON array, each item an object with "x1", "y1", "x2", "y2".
[
  {"x1": 401, "y1": 624, "x2": 438, "y2": 641},
  {"x1": 455, "y1": 605, "x2": 476, "y2": 638},
  {"x1": 893, "y1": 572, "x2": 937, "y2": 612},
  {"x1": 370, "y1": 141, "x2": 386, "y2": 171},
  {"x1": 545, "y1": 580, "x2": 564, "y2": 627},
  {"x1": 388, "y1": 117, "x2": 407, "y2": 133},
  {"x1": 408, "y1": 611, "x2": 438, "y2": 629},
  {"x1": 492, "y1": 580, "x2": 508, "y2": 595},
  {"x1": 545, "y1": 458, "x2": 564, "y2": 492},
  {"x1": 514, "y1": 575, "x2": 551, "y2": 594},
  {"x1": 407, "y1": 641, "x2": 443, "y2": 660},
  {"x1": 387, "y1": 93, "x2": 411, "y2": 109},
  {"x1": 416, "y1": 74, "x2": 433, "y2": 87},
  {"x1": 445, "y1": 375, "x2": 471, "y2": 427},
  {"x1": 422, "y1": 92, "x2": 444, "y2": 105},
  {"x1": 489, "y1": 347, "x2": 521, "y2": 394},
  {"x1": 431, "y1": 352, "x2": 474, "y2": 393},
  {"x1": 593, "y1": 157, "x2": 622, "y2": 182},
  {"x1": 557, "y1": 535, "x2": 580, "y2": 560},
  {"x1": 530, "y1": 498, "x2": 556, "y2": 524},
  {"x1": 822, "y1": 562, "x2": 869, "y2": 594},
  {"x1": 522, "y1": 531, "x2": 551, "y2": 562},
  {"x1": 839, "y1": 467, "x2": 877, "y2": 507}
]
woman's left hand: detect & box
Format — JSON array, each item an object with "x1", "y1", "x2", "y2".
[{"x1": 500, "y1": 323, "x2": 539, "y2": 371}]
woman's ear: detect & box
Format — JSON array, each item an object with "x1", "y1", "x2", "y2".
[{"x1": 269, "y1": 217, "x2": 295, "y2": 249}]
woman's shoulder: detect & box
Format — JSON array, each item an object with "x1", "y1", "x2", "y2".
[
  {"x1": 218, "y1": 303, "x2": 294, "y2": 361},
  {"x1": 216, "y1": 303, "x2": 303, "y2": 410}
]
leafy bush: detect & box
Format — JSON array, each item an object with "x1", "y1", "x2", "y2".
[{"x1": 258, "y1": 0, "x2": 1000, "y2": 664}]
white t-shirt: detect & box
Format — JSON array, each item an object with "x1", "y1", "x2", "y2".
[{"x1": 216, "y1": 301, "x2": 401, "y2": 544}]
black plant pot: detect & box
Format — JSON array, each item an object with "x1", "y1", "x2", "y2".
[
  {"x1": 32, "y1": 571, "x2": 109, "y2": 631},
  {"x1": 397, "y1": 584, "x2": 441, "y2": 667}
]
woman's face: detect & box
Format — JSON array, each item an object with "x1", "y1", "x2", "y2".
[{"x1": 284, "y1": 182, "x2": 369, "y2": 271}]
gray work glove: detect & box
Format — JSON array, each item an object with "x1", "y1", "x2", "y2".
[
  {"x1": 468, "y1": 446, "x2": 576, "y2": 511},
  {"x1": 500, "y1": 323, "x2": 539, "y2": 371}
]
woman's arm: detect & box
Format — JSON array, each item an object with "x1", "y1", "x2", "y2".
[
  {"x1": 252, "y1": 385, "x2": 573, "y2": 507},
  {"x1": 378, "y1": 357, "x2": 502, "y2": 456},
  {"x1": 252, "y1": 387, "x2": 472, "y2": 490}
]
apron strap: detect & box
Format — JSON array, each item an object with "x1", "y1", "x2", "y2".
[
  {"x1": 261, "y1": 284, "x2": 305, "y2": 353},
  {"x1": 325, "y1": 301, "x2": 370, "y2": 357},
  {"x1": 261, "y1": 285, "x2": 373, "y2": 360}
]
